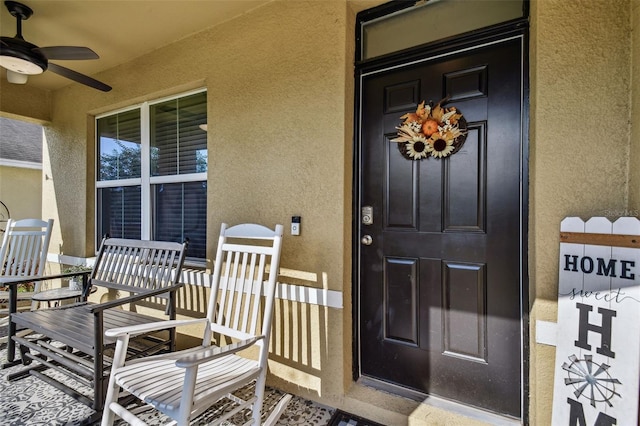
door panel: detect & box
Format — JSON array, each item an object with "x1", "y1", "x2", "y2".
[
  {"x1": 444, "y1": 122, "x2": 486, "y2": 231},
  {"x1": 359, "y1": 38, "x2": 523, "y2": 417},
  {"x1": 442, "y1": 261, "x2": 487, "y2": 361}
]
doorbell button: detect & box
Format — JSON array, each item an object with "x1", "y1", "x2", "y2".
[{"x1": 291, "y1": 216, "x2": 301, "y2": 236}]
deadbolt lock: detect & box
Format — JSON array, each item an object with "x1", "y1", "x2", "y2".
[{"x1": 362, "y1": 206, "x2": 373, "y2": 225}]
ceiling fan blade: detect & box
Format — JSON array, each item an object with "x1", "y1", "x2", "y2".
[
  {"x1": 47, "y1": 62, "x2": 112, "y2": 92},
  {"x1": 34, "y1": 46, "x2": 99, "y2": 60}
]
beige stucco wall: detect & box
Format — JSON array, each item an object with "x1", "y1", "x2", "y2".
[
  {"x1": 529, "y1": 0, "x2": 632, "y2": 425},
  {"x1": 630, "y1": 0, "x2": 640, "y2": 212},
  {"x1": 0, "y1": 83, "x2": 51, "y2": 123},
  {"x1": 39, "y1": 0, "x2": 354, "y2": 410},
  {"x1": 0, "y1": 0, "x2": 638, "y2": 424},
  {"x1": 0, "y1": 165, "x2": 42, "y2": 221}
]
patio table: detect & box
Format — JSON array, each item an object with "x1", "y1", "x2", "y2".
[{"x1": 32, "y1": 286, "x2": 97, "y2": 307}]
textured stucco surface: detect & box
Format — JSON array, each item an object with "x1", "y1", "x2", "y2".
[
  {"x1": 630, "y1": 0, "x2": 640, "y2": 212},
  {"x1": 0, "y1": 83, "x2": 51, "y2": 123},
  {"x1": 529, "y1": 0, "x2": 632, "y2": 425},
  {"x1": 0, "y1": 0, "x2": 638, "y2": 424}
]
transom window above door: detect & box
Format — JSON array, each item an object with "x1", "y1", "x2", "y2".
[
  {"x1": 96, "y1": 90, "x2": 207, "y2": 262},
  {"x1": 359, "y1": 0, "x2": 525, "y2": 61}
]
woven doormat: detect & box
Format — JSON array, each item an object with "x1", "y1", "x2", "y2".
[{"x1": 327, "y1": 409, "x2": 384, "y2": 426}]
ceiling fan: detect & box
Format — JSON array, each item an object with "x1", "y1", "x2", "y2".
[{"x1": 0, "y1": 0, "x2": 111, "y2": 91}]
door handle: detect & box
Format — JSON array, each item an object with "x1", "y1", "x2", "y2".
[{"x1": 361, "y1": 235, "x2": 373, "y2": 245}]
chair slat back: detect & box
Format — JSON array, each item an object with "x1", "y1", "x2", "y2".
[
  {"x1": 207, "y1": 223, "x2": 283, "y2": 344},
  {"x1": 0, "y1": 219, "x2": 53, "y2": 282},
  {"x1": 91, "y1": 237, "x2": 186, "y2": 297}
]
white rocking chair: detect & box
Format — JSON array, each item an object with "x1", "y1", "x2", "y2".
[
  {"x1": 101, "y1": 223, "x2": 291, "y2": 426},
  {"x1": 0, "y1": 218, "x2": 54, "y2": 342}
]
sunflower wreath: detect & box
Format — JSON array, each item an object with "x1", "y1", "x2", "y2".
[{"x1": 391, "y1": 98, "x2": 468, "y2": 160}]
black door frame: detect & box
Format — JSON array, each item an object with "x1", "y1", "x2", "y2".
[{"x1": 352, "y1": 2, "x2": 531, "y2": 422}]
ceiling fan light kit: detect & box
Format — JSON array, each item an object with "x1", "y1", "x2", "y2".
[
  {"x1": 6, "y1": 69, "x2": 27, "y2": 83},
  {"x1": 0, "y1": 0, "x2": 112, "y2": 91}
]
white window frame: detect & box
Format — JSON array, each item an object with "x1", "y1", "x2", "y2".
[{"x1": 95, "y1": 88, "x2": 207, "y2": 246}]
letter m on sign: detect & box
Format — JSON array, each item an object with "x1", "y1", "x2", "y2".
[{"x1": 551, "y1": 217, "x2": 640, "y2": 425}]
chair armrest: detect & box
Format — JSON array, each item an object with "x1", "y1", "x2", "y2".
[
  {"x1": 175, "y1": 335, "x2": 265, "y2": 368},
  {"x1": 89, "y1": 283, "x2": 184, "y2": 313},
  {"x1": 105, "y1": 318, "x2": 207, "y2": 338}
]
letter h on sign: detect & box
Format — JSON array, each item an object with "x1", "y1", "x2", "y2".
[{"x1": 574, "y1": 303, "x2": 616, "y2": 358}]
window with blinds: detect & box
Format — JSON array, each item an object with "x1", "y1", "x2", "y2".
[
  {"x1": 97, "y1": 186, "x2": 142, "y2": 240},
  {"x1": 96, "y1": 89, "x2": 207, "y2": 262},
  {"x1": 97, "y1": 109, "x2": 141, "y2": 181},
  {"x1": 152, "y1": 181, "x2": 207, "y2": 260},
  {"x1": 150, "y1": 92, "x2": 207, "y2": 176}
]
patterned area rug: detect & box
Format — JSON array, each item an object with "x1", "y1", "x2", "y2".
[{"x1": 0, "y1": 345, "x2": 334, "y2": 425}]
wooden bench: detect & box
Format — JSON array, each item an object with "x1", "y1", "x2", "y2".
[{"x1": 9, "y1": 237, "x2": 187, "y2": 419}]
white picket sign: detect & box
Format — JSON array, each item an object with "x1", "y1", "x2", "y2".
[{"x1": 551, "y1": 217, "x2": 640, "y2": 425}]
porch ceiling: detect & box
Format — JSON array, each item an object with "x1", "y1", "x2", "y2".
[{"x1": 0, "y1": 0, "x2": 384, "y2": 92}]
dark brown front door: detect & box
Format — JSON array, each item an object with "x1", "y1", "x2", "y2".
[{"x1": 358, "y1": 37, "x2": 524, "y2": 418}]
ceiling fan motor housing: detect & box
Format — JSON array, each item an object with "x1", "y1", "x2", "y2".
[{"x1": 0, "y1": 36, "x2": 47, "y2": 74}]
